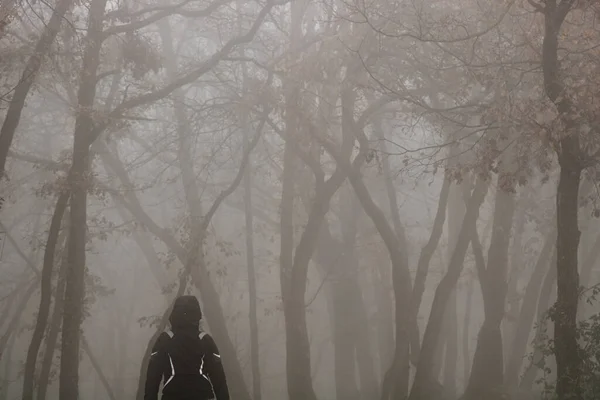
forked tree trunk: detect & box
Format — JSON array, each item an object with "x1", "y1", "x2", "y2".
[
  {"x1": 22, "y1": 191, "x2": 69, "y2": 400},
  {"x1": 464, "y1": 184, "x2": 516, "y2": 400},
  {"x1": 409, "y1": 178, "x2": 488, "y2": 400}
]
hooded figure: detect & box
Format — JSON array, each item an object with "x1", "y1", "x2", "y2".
[{"x1": 144, "y1": 296, "x2": 230, "y2": 400}]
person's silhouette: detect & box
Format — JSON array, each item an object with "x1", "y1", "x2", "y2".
[{"x1": 144, "y1": 295, "x2": 229, "y2": 400}]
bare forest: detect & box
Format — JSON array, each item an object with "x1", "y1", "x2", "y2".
[{"x1": 1, "y1": 0, "x2": 600, "y2": 399}]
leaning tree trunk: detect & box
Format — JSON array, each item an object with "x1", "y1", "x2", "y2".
[
  {"x1": 505, "y1": 229, "x2": 555, "y2": 387},
  {"x1": 22, "y1": 191, "x2": 69, "y2": 400},
  {"x1": 408, "y1": 178, "x2": 488, "y2": 400},
  {"x1": 464, "y1": 182, "x2": 516, "y2": 400},
  {"x1": 0, "y1": 0, "x2": 73, "y2": 180},
  {"x1": 59, "y1": 0, "x2": 107, "y2": 397}
]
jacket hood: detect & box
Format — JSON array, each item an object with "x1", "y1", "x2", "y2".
[{"x1": 169, "y1": 295, "x2": 202, "y2": 331}]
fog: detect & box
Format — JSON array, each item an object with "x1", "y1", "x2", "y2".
[{"x1": 0, "y1": 0, "x2": 599, "y2": 399}]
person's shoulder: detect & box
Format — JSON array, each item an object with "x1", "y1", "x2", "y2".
[
  {"x1": 198, "y1": 331, "x2": 217, "y2": 346},
  {"x1": 155, "y1": 330, "x2": 174, "y2": 347}
]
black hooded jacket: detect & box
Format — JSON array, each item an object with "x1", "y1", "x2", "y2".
[{"x1": 144, "y1": 296, "x2": 230, "y2": 400}]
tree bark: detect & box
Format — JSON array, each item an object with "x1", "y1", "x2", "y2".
[
  {"x1": 59, "y1": 0, "x2": 107, "y2": 397},
  {"x1": 0, "y1": 0, "x2": 73, "y2": 180},
  {"x1": 22, "y1": 191, "x2": 69, "y2": 400},
  {"x1": 409, "y1": 178, "x2": 488, "y2": 400}
]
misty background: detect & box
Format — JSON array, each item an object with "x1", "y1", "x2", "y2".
[{"x1": 0, "y1": 0, "x2": 599, "y2": 399}]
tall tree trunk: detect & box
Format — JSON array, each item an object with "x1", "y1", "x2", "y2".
[
  {"x1": 503, "y1": 194, "x2": 527, "y2": 362},
  {"x1": 243, "y1": 107, "x2": 261, "y2": 400},
  {"x1": 409, "y1": 178, "x2": 488, "y2": 400},
  {"x1": 38, "y1": 242, "x2": 69, "y2": 400},
  {"x1": 443, "y1": 181, "x2": 464, "y2": 397},
  {"x1": 0, "y1": 0, "x2": 73, "y2": 180},
  {"x1": 540, "y1": 2, "x2": 582, "y2": 397},
  {"x1": 22, "y1": 191, "x2": 69, "y2": 400},
  {"x1": 554, "y1": 160, "x2": 582, "y2": 400},
  {"x1": 59, "y1": 0, "x2": 107, "y2": 397},
  {"x1": 237, "y1": 4, "x2": 262, "y2": 393},
  {"x1": 465, "y1": 183, "x2": 516, "y2": 400},
  {"x1": 505, "y1": 229, "x2": 555, "y2": 387}
]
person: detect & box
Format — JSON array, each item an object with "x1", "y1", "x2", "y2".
[{"x1": 144, "y1": 295, "x2": 230, "y2": 400}]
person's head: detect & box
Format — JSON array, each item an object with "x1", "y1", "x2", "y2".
[{"x1": 169, "y1": 295, "x2": 202, "y2": 331}]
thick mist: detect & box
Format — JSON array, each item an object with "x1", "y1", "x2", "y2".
[{"x1": 0, "y1": 1, "x2": 599, "y2": 400}]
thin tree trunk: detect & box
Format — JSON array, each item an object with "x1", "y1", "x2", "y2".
[
  {"x1": 22, "y1": 191, "x2": 69, "y2": 400},
  {"x1": 243, "y1": 108, "x2": 261, "y2": 400},
  {"x1": 0, "y1": 0, "x2": 73, "y2": 180},
  {"x1": 59, "y1": 0, "x2": 107, "y2": 397},
  {"x1": 38, "y1": 241, "x2": 69, "y2": 400},
  {"x1": 237, "y1": 4, "x2": 262, "y2": 393},
  {"x1": 505, "y1": 229, "x2": 555, "y2": 387},
  {"x1": 409, "y1": 178, "x2": 488, "y2": 400},
  {"x1": 462, "y1": 271, "x2": 474, "y2": 390},
  {"x1": 0, "y1": 279, "x2": 37, "y2": 360}
]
